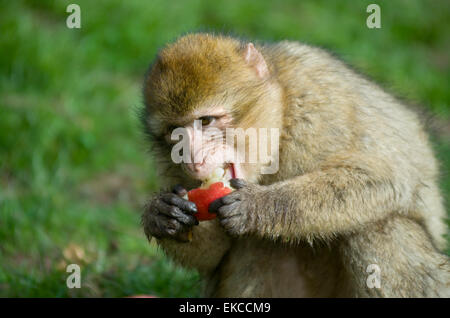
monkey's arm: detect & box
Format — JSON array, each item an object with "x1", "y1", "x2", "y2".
[{"x1": 214, "y1": 154, "x2": 413, "y2": 242}]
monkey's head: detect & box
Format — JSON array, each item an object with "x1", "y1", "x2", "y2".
[{"x1": 142, "y1": 33, "x2": 282, "y2": 184}]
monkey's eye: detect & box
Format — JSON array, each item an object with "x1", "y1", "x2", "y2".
[{"x1": 198, "y1": 116, "x2": 216, "y2": 126}]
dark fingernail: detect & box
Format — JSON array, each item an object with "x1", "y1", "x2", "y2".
[
  {"x1": 167, "y1": 228, "x2": 177, "y2": 235},
  {"x1": 172, "y1": 184, "x2": 187, "y2": 197},
  {"x1": 230, "y1": 178, "x2": 246, "y2": 189},
  {"x1": 189, "y1": 215, "x2": 199, "y2": 226},
  {"x1": 208, "y1": 198, "x2": 223, "y2": 213},
  {"x1": 187, "y1": 201, "x2": 198, "y2": 214}
]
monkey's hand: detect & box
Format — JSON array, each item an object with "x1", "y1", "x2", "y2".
[
  {"x1": 142, "y1": 185, "x2": 199, "y2": 243},
  {"x1": 209, "y1": 179, "x2": 262, "y2": 237}
]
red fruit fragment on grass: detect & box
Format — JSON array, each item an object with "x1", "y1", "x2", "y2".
[{"x1": 188, "y1": 182, "x2": 232, "y2": 221}]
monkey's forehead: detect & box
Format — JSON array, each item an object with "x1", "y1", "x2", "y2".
[
  {"x1": 144, "y1": 56, "x2": 223, "y2": 117},
  {"x1": 143, "y1": 33, "x2": 253, "y2": 118}
]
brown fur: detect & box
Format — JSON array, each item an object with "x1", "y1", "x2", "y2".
[{"x1": 142, "y1": 33, "x2": 449, "y2": 297}]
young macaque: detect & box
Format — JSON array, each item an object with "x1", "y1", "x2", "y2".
[{"x1": 141, "y1": 33, "x2": 449, "y2": 297}]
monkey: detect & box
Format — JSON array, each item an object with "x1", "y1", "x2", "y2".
[{"x1": 140, "y1": 33, "x2": 450, "y2": 297}]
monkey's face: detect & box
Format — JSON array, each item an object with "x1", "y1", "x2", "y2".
[
  {"x1": 147, "y1": 103, "x2": 246, "y2": 183},
  {"x1": 142, "y1": 34, "x2": 282, "y2": 184},
  {"x1": 177, "y1": 112, "x2": 242, "y2": 182}
]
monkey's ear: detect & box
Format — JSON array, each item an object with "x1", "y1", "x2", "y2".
[{"x1": 243, "y1": 43, "x2": 269, "y2": 79}]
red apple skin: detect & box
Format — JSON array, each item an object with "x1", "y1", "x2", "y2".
[{"x1": 187, "y1": 182, "x2": 232, "y2": 221}]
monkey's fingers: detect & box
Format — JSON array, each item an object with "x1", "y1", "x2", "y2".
[
  {"x1": 221, "y1": 191, "x2": 241, "y2": 204},
  {"x1": 161, "y1": 216, "x2": 192, "y2": 243},
  {"x1": 209, "y1": 198, "x2": 224, "y2": 214},
  {"x1": 209, "y1": 192, "x2": 240, "y2": 213},
  {"x1": 161, "y1": 193, "x2": 198, "y2": 215},
  {"x1": 229, "y1": 178, "x2": 247, "y2": 189},
  {"x1": 144, "y1": 212, "x2": 192, "y2": 243},
  {"x1": 172, "y1": 184, "x2": 188, "y2": 197},
  {"x1": 155, "y1": 199, "x2": 198, "y2": 226},
  {"x1": 166, "y1": 219, "x2": 193, "y2": 243},
  {"x1": 217, "y1": 202, "x2": 241, "y2": 218}
]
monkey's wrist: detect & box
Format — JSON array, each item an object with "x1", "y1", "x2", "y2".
[{"x1": 234, "y1": 184, "x2": 268, "y2": 235}]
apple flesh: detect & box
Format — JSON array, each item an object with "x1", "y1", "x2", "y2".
[
  {"x1": 188, "y1": 182, "x2": 232, "y2": 221},
  {"x1": 187, "y1": 167, "x2": 233, "y2": 221}
]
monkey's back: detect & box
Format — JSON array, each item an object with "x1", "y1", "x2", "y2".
[{"x1": 260, "y1": 41, "x2": 447, "y2": 250}]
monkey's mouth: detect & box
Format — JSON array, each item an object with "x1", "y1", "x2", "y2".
[
  {"x1": 199, "y1": 163, "x2": 239, "y2": 188},
  {"x1": 183, "y1": 160, "x2": 243, "y2": 185},
  {"x1": 197, "y1": 164, "x2": 234, "y2": 189},
  {"x1": 224, "y1": 163, "x2": 236, "y2": 180},
  {"x1": 224, "y1": 162, "x2": 244, "y2": 180}
]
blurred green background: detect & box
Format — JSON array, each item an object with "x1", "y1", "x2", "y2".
[{"x1": 0, "y1": 0, "x2": 448, "y2": 297}]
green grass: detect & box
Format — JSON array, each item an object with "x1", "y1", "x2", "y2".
[{"x1": 0, "y1": 0, "x2": 449, "y2": 297}]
